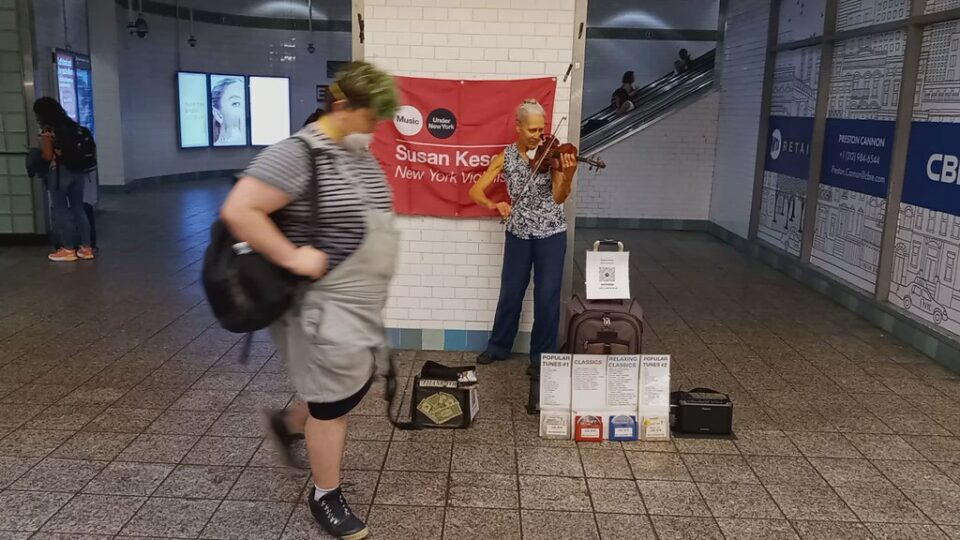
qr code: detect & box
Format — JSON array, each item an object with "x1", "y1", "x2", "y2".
[{"x1": 599, "y1": 267, "x2": 615, "y2": 283}]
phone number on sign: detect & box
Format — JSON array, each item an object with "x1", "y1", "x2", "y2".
[{"x1": 839, "y1": 151, "x2": 881, "y2": 165}]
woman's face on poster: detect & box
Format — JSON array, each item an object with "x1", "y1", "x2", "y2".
[{"x1": 216, "y1": 81, "x2": 244, "y2": 131}]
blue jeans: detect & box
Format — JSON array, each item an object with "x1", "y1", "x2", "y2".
[
  {"x1": 485, "y1": 230, "x2": 567, "y2": 367},
  {"x1": 49, "y1": 169, "x2": 91, "y2": 249}
]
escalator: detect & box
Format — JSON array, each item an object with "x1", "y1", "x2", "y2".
[{"x1": 580, "y1": 49, "x2": 716, "y2": 155}]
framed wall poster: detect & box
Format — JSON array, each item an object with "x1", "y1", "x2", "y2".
[{"x1": 209, "y1": 73, "x2": 248, "y2": 147}]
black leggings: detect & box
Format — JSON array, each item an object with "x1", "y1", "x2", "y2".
[{"x1": 306, "y1": 377, "x2": 374, "y2": 420}]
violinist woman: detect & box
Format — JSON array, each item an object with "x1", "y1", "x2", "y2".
[{"x1": 468, "y1": 98, "x2": 577, "y2": 378}]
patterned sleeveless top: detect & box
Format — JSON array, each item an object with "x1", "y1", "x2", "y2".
[{"x1": 503, "y1": 144, "x2": 567, "y2": 239}]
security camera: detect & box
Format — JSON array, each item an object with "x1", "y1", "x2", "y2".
[
  {"x1": 188, "y1": 35, "x2": 197, "y2": 47},
  {"x1": 134, "y1": 14, "x2": 149, "y2": 38},
  {"x1": 307, "y1": 43, "x2": 315, "y2": 54}
]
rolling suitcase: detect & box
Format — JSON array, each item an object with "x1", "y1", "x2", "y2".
[
  {"x1": 565, "y1": 294, "x2": 643, "y2": 354},
  {"x1": 527, "y1": 239, "x2": 643, "y2": 414},
  {"x1": 566, "y1": 239, "x2": 643, "y2": 355}
]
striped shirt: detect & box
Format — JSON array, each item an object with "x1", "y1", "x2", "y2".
[{"x1": 244, "y1": 124, "x2": 393, "y2": 272}]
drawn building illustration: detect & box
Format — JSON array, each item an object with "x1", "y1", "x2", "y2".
[
  {"x1": 811, "y1": 31, "x2": 904, "y2": 291},
  {"x1": 759, "y1": 47, "x2": 821, "y2": 255},
  {"x1": 889, "y1": 21, "x2": 960, "y2": 334},
  {"x1": 925, "y1": 0, "x2": 960, "y2": 15},
  {"x1": 913, "y1": 19, "x2": 960, "y2": 121},
  {"x1": 837, "y1": 0, "x2": 909, "y2": 31}
]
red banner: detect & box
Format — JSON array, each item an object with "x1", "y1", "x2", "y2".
[{"x1": 371, "y1": 76, "x2": 557, "y2": 217}]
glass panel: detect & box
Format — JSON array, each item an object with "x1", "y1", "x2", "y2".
[
  {"x1": 811, "y1": 31, "x2": 905, "y2": 292},
  {"x1": 837, "y1": 0, "x2": 910, "y2": 32},
  {"x1": 892, "y1": 21, "x2": 960, "y2": 334},
  {"x1": 778, "y1": 0, "x2": 826, "y2": 44},
  {"x1": 925, "y1": 0, "x2": 960, "y2": 14},
  {"x1": 758, "y1": 46, "x2": 822, "y2": 256}
]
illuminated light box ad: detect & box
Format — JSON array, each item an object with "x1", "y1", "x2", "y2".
[
  {"x1": 249, "y1": 76, "x2": 291, "y2": 146},
  {"x1": 210, "y1": 74, "x2": 248, "y2": 147},
  {"x1": 177, "y1": 72, "x2": 210, "y2": 148}
]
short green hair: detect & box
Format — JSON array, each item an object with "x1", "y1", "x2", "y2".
[{"x1": 331, "y1": 61, "x2": 399, "y2": 120}]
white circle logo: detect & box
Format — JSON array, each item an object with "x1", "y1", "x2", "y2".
[
  {"x1": 770, "y1": 129, "x2": 782, "y2": 160},
  {"x1": 394, "y1": 105, "x2": 423, "y2": 136}
]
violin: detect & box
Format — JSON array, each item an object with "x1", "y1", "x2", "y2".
[{"x1": 529, "y1": 134, "x2": 606, "y2": 173}]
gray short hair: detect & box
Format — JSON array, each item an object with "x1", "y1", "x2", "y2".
[{"x1": 516, "y1": 99, "x2": 545, "y2": 122}]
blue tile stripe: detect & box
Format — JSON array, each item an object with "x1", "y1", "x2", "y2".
[{"x1": 386, "y1": 328, "x2": 529, "y2": 353}]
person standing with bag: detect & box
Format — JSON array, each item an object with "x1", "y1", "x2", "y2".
[
  {"x1": 33, "y1": 97, "x2": 97, "y2": 262},
  {"x1": 219, "y1": 61, "x2": 398, "y2": 540}
]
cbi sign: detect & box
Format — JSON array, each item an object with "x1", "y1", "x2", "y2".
[
  {"x1": 903, "y1": 121, "x2": 960, "y2": 216},
  {"x1": 927, "y1": 153, "x2": 960, "y2": 184}
]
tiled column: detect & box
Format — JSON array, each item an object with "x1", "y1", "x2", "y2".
[
  {"x1": 0, "y1": 0, "x2": 42, "y2": 239},
  {"x1": 361, "y1": 0, "x2": 583, "y2": 351},
  {"x1": 87, "y1": 0, "x2": 126, "y2": 187}
]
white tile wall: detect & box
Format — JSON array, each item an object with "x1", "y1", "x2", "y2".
[
  {"x1": 577, "y1": 91, "x2": 720, "y2": 220},
  {"x1": 363, "y1": 0, "x2": 578, "y2": 332},
  {"x1": 709, "y1": 0, "x2": 771, "y2": 238}
]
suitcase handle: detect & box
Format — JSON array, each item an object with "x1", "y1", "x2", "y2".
[{"x1": 593, "y1": 239, "x2": 624, "y2": 252}]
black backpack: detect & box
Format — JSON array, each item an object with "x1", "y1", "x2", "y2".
[
  {"x1": 57, "y1": 124, "x2": 97, "y2": 173},
  {"x1": 202, "y1": 137, "x2": 318, "y2": 334}
]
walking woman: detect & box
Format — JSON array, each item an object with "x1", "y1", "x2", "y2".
[
  {"x1": 34, "y1": 97, "x2": 95, "y2": 262},
  {"x1": 220, "y1": 61, "x2": 398, "y2": 540}
]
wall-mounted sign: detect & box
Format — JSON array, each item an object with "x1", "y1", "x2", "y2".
[{"x1": 820, "y1": 118, "x2": 895, "y2": 199}]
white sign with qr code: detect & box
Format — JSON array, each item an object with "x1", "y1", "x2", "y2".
[{"x1": 585, "y1": 250, "x2": 630, "y2": 299}]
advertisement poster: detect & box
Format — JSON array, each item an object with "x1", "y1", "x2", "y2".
[
  {"x1": 74, "y1": 54, "x2": 94, "y2": 134},
  {"x1": 210, "y1": 74, "x2": 247, "y2": 147},
  {"x1": 371, "y1": 76, "x2": 556, "y2": 217},
  {"x1": 249, "y1": 76, "x2": 291, "y2": 146},
  {"x1": 903, "y1": 121, "x2": 960, "y2": 215},
  {"x1": 764, "y1": 115, "x2": 815, "y2": 180},
  {"x1": 820, "y1": 118, "x2": 895, "y2": 198},
  {"x1": 177, "y1": 72, "x2": 210, "y2": 148},
  {"x1": 55, "y1": 50, "x2": 78, "y2": 123}
]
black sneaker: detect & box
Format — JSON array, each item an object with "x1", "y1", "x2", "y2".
[
  {"x1": 264, "y1": 410, "x2": 301, "y2": 467},
  {"x1": 476, "y1": 352, "x2": 502, "y2": 365},
  {"x1": 308, "y1": 486, "x2": 369, "y2": 540}
]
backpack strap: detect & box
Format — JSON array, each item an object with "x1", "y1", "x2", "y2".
[
  {"x1": 292, "y1": 136, "x2": 321, "y2": 246},
  {"x1": 236, "y1": 136, "x2": 320, "y2": 366}
]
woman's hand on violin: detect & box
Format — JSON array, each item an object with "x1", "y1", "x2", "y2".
[
  {"x1": 560, "y1": 152, "x2": 578, "y2": 173},
  {"x1": 495, "y1": 202, "x2": 512, "y2": 218}
]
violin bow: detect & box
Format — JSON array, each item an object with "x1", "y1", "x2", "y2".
[{"x1": 500, "y1": 116, "x2": 568, "y2": 225}]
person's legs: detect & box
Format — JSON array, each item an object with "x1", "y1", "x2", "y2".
[
  {"x1": 530, "y1": 231, "x2": 568, "y2": 372},
  {"x1": 65, "y1": 174, "x2": 91, "y2": 248},
  {"x1": 483, "y1": 232, "x2": 534, "y2": 360},
  {"x1": 302, "y1": 380, "x2": 373, "y2": 539},
  {"x1": 304, "y1": 415, "x2": 348, "y2": 488},
  {"x1": 83, "y1": 202, "x2": 97, "y2": 250},
  {"x1": 47, "y1": 179, "x2": 77, "y2": 261}
]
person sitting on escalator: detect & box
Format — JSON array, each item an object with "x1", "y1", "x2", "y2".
[
  {"x1": 611, "y1": 88, "x2": 634, "y2": 116},
  {"x1": 675, "y1": 48, "x2": 693, "y2": 74},
  {"x1": 620, "y1": 71, "x2": 638, "y2": 98}
]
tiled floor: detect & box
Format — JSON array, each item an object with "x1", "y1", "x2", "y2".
[{"x1": 1, "y1": 180, "x2": 959, "y2": 539}]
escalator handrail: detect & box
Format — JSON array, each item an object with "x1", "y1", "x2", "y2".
[
  {"x1": 582, "y1": 49, "x2": 716, "y2": 127},
  {"x1": 581, "y1": 72, "x2": 715, "y2": 154}
]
